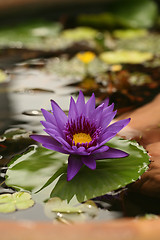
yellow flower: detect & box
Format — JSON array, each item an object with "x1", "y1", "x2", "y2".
[{"x1": 76, "y1": 51, "x2": 96, "y2": 64}]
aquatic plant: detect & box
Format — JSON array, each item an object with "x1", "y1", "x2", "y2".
[{"x1": 31, "y1": 91, "x2": 130, "y2": 181}]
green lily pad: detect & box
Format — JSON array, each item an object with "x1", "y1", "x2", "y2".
[
  {"x1": 45, "y1": 197, "x2": 98, "y2": 222},
  {"x1": 0, "y1": 192, "x2": 34, "y2": 213},
  {"x1": 3, "y1": 128, "x2": 32, "y2": 140},
  {"x1": 46, "y1": 57, "x2": 86, "y2": 79},
  {"x1": 45, "y1": 56, "x2": 108, "y2": 79},
  {"x1": 115, "y1": 33, "x2": 160, "y2": 54},
  {"x1": 113, "y1": 29, "x2": 148, "y2": 39},
  {"x1": 6, "y1": 137, "x2": 149, "y2": 203},
  {"x1": 0, "y1": 21, "x2": 62, "y2": 50},
  {"x1": 6, "y1": 146, "x2": 67, "y2": 192},
  {"x1": 100, "y1": 50, "x2": 153, "y2": 64},
  {"x1": 61, "y1": 27, "x2": 98, "y2": 41}
]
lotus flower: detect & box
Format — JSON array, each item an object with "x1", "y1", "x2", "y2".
[{"x1": 30, "y1": 91, "x2": 130, "y2": 181}]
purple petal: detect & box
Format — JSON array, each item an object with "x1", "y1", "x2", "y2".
[
  {"x1": 103, "y1": 103, "x2": 114, "y2": 114},
  {"x1": 90, "y1": 103, "x2": 104, "y2": 126},
  {"x1": 51, "y1": 100, "x2": 67, "y2": 130},
  {"x1": 68, "y1": 97, "x2": 78, "y2": 120},
  {"x1": 30, "y1": 134, "x2": 68, "y2": 154},
  {"x1": 85, "y1": 93, "x2": 95, "y2": 118},
  {"x1": 101, "y1": 118, "x2": 131, "y2": 139},
  {"x1": 91, "y1": 145, "x2": 109, "y2": 154},
  {"x1": 94, "y1": 147, "x2": 129, "y2": 160},
  {"x1": 67, "y1": 155, "x2": 83, "y2": 181},
  {"x1": 43, "y1": 143, "x2": 68, "y2": 154},
  {"x1": 76, "y1": 90, "x2": 85, "y2": 115},
  {"x1": 107, "y1": 118, "x2": 131, "y2": 132},
  {"x1": 81, "y1": 155, "x2": 96, "y2": 170},
  {"x1": 30, "y1": 134, "x2": 57, "y2": 145},
  {"x1": 100, "y1": 111, "x2": 117, "y2": 131},
  {"x1": 44, "y1": 129, "x2": 71, "y2": 148},
  {"x1": 40, "y1": 121, "x2": 62, "y2": 136},
  {"x1": 103, "y1": 98, "x2": 109, "y2": 107},
  {"x1": 41, "y1": 109, "x2": 57, "y2": 126},
  {"x1": 69, "y1": 146, "x2": 90, "y2": 155},
  {"x1": 99, "y1": 130, "x2": 120, "y2": 146}
]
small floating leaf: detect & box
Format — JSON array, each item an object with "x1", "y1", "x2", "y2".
[
  {"x1": 100, "y1": 50, "x2": 153, "y2": 64},
  {"x1": 46, "y1": 57, "x2": 86, "y2": 79},
  {"x1": 113, "y1": 29, "x2": 148, "y2": 39},
  {"x1": 0, "y1": 192, "x2": 34, "y2": 213},
  {"x1": 115, "y1": 33, "x2": 160, "y2": 54},
  {"x1": 0, "y1": 21, "x2": 62, "y2": 50},
  {"x1": 45, "y1": 197, "x2": 98, "y2": 222},
  {"x1": 61, "y1": 27, "x2": 98, "y2": 41},
  {"x1": 3, "y1": 128, "x2": 32, "y2": 140}
]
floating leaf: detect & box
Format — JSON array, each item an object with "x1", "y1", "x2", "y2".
[
  {"x1": 3, "y1": 128, "x2": 32, "y2": 140},
  {"x1": 0, "y1": 192, "x2": 34, "y2": 213},
  {"x1": 61, "y1": 27, "x2": 98, "y2": 41},
  {"x1": 6, "y1": 146, "x2": 67, "y2": 193},
  {"x1": 78, "y1": 13, "x2": 118, "y2": 29},
  {"x1": 46, "y1": 57, "x2": 86, "y2": 79},
  {"x1": 100, "y1": 50, "x2": 153, "y2": 64},
  {"x1": 45, "y1": 197, "x2": 98, "y2": 222},
  {"x1": 113, "y1": 29, "x2": 148, "y2": 39},
  {"x1": 45, "y1": 56, "x2": 108, "y2": 80},
  {"x1": 0, "y1": 21, "x2": 62, "y2": 50},
  {"x1": 6, "y1": 137, "x2": 149, "y2": 203},
  {"x1": 115, "y1": 33, "x2": 160, "y2": 54}
]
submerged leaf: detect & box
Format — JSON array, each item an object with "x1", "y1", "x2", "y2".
[
  {"x1": 6, "y1": 137, "x2": 149, "y2": 203},
  {"x1": 0, "y1": 192, "x2": 34, "y2": 213},
  {"x1": 45, "y1": 197, "x2": 98, "y2": 222}
]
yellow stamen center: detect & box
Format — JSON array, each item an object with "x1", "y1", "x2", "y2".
[{"x1": 72, "y1": 133, "x2": 92, "y2": 146}]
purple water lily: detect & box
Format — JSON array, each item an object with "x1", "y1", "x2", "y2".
[{"x1": 30, "y1": 91, "x2": 130, "y2": 181}]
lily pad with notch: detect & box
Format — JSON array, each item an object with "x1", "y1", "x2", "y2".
[{"x1": 5, "y1": 137, "x2": 150, "y2": 203}]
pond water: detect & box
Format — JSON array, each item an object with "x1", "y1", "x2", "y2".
[
  {"x1": 0, "y1": 57, "x2": 158, "y2": 223},
  {"x1": 0, "y1": 16, "x2": 160, "y2": 223}
]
